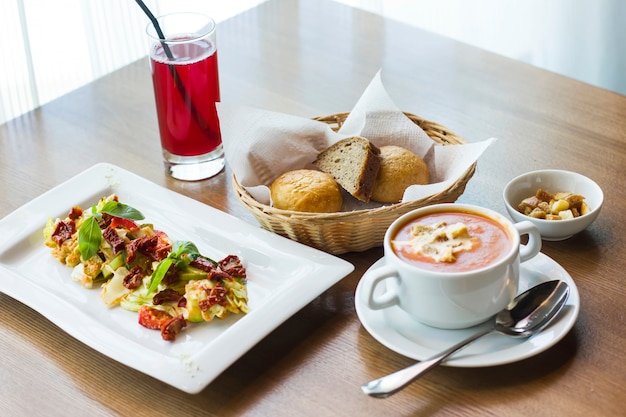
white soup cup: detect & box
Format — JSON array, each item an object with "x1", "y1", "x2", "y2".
[{"x1": 362, "y1": 203, "x2": 542, "y2": 329}]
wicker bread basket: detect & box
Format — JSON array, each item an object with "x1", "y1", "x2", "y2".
[{"x1": 233, "y1": 112, "x2": 476, "y2": 254}]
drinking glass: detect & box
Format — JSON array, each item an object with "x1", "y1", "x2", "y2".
[{"x1": 146, "y1": 13, "x2": 224, "y2": 181}]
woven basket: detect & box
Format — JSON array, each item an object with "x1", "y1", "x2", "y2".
[{"x1": 233, "y1": 112, "x2": 476, "y2": 254}]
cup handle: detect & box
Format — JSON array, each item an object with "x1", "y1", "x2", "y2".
[
  {"x1": 364, "y1": 264, "x2": 401, "y2": 311},
  {"x1": 515, "y1": 220, "x2": 542, "y2": 263}
]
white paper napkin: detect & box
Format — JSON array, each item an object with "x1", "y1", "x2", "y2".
[{"x1": 218, "y1": 71, "x2": 495, "y2": 209}]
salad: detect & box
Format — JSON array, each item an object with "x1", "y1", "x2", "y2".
[{"x1": 43, "y1": 195, "x2": 249, "y2": 341}]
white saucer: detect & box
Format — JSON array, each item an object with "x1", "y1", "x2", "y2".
[{"x1": 355, "y1": 252, "x2": 580, "y2": 367}]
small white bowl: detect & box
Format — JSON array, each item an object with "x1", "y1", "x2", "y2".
[{"x1": 503, "y1": 169, "x2": 603, "y2": 241}]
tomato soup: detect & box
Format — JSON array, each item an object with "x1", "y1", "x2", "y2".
[{"x1": 391, "y1": 210, "x2": 512, "y2": 272}]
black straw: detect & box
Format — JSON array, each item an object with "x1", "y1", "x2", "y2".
[
  {"x1": 134, "y1": 0, "x2": 175, "y2": 60},
  {"x1": 134, "y1": 0, "x2": 216, "y2": 138}
]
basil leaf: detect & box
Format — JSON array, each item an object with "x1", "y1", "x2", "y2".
[
  {"x1": 100, "y1": 201, "x2": 145, "y2": 220},
  {"x1": 172, "y1": 241, "x2": 199, "y2": 257},
  {"x1": 146, "y1": 241, "x2": 201, "y2": 295},
  {"x1": 78, "y1": 216, "x2": 102, "y2": 260},
  {"x1": 147, "y1": 257, "x2": 174, "y2": 296}
]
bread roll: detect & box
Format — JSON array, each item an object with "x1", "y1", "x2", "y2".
[
  {"x1": 371, "y1": 145, "x2": 430, "y2": 203},
  {"x1": 270, "y1": 169, "x2": 342, "y2": 213},
  {"x1": 313, "y1": 136, "x2": 381, "y2": 203}
]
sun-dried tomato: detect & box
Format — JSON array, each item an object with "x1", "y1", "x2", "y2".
[
  {"x1": 51, "y1": 220, "x2": 75, "y2": 246},
  {"x1": 161, "y1": 316, "x2": 187, "y2": 341},
  {"x1": 102, "y1": 226, "x2": 125, "y2": 254},
  {"x1": 123, "y1": 266, "x2": 144, "y2": 290},
  {"x1": 126, "y1": 235, "x2": 158, "y2": 263},
  {"x1": 199, "y1": 283, "x2": 227, "y2": 311},
  {"x1": 190, "y1": 257, "x2": 215, "y2": 272},
  {"x1": 153, "y1": 288, "x2": 183, "y2": 305},
  {"x1": 67, "y1": 206, "x2": 83, "y2": 220},
  {"x1": 208, "y1": 269, "x2": 230, "y2": 281},
  {"x1": 219, "y1": 255, "x2": 246, "y2": 278}
]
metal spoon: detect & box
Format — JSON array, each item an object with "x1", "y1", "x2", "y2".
[{"x1": 361, "y1": 279, "x2": 570, "y2": 398}]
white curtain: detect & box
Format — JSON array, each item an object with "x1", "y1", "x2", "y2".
[{"x1": 0, "y1": 0, "x2": 266, "y2": 124}]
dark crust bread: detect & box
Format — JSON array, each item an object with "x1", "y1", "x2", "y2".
[{"x1": 313, "y1": 136, "x2": 381, "y2": 202}]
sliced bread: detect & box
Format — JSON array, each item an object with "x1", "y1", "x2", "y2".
[{"x1": 313, "y1": 136, "x2": 381, "y2": 202}]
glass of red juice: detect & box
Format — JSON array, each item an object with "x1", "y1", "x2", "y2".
[{"x1": 146, "y1": 13, "x2": 224, "y2": 181}]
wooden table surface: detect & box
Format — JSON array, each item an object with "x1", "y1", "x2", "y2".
[{"x1": 1, "y1": 0, "x2": 625, "y2": 415}]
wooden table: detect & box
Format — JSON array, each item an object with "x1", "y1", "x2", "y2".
[{"x1": 1, "y1": 0, "x2": 625, "y2": 415}]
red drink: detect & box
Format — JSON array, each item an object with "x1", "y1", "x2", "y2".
[{"x1": 150, "y1": 38, "x2": 221, "y2": 156}]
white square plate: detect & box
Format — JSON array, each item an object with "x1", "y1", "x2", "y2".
[{"x1": 0, "y1": 163, "x2": 354, "y2": 394}]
